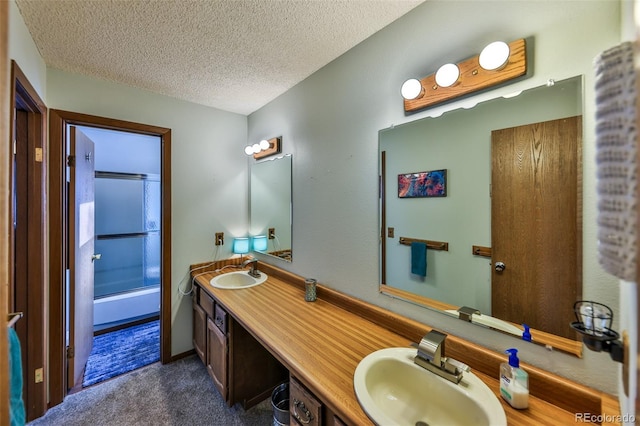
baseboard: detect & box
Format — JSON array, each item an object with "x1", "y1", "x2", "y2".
[{"x1": 170, "y1": 349, "x2": 196, "y2": 363}]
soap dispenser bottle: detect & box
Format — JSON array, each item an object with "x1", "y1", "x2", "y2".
[{"x1": 500, "y1": 348, "x2": 529, "y2": 409}]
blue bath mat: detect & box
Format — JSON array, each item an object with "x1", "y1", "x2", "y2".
[{"x1": 83, "y1": 320, "x2": 160, "y2": 387}]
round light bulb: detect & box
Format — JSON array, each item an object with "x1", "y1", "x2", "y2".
[
  {"x1": 401, "y1": 78, "x2": 424, "y2": 100},
  {"x1": 434, "y1": 63, "x2": 460, "y2": 87},
  {"x1": 251, "y1": 143, "x2": 261, "y2": 154},
  {"x1": 244, "y1": 145, "x2": 254, "y2": 155},
  {"x1": 259, "y1": 139, "x2": 270, "y2": 150},
  {"x1": 479, "y1": 41, "x2": 510, "y2": 70}
]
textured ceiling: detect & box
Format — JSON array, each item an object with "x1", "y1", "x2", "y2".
[{"x1": 15, "y1": 0, "x2": 424, "y2": 115}]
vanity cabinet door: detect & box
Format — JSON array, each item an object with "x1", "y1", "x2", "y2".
[
  {"x1": 290, "y1": 377, "x2": 322, "y2": 426},
  {"x1": 192, "y1": 300, "x2": 207, "y2": 363},
  {"x1": 207, "y1": 317, "x2": 228, "y2": 401}
]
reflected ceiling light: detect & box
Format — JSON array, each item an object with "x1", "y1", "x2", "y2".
[
  {"x1": 479, "y1": 41, "x2": 510, "y2": 70},
  {"x1": 401, "y1": 78, "x2": 424, "y2": 100},
  {"x1": 435, "y1": 63, "x2": 460, "y2": 87}
]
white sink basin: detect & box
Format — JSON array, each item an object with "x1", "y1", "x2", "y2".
[
  {"x1": 354, "y1": 347, "x2": 506, "y2": 426},
  {"x1": 209, "y1": 270, "x2": 268, "y2": 289}
]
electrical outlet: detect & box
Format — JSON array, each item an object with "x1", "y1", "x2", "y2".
[
  {"x1": 268, "y1": 228, "x2": 275, "y2": 239},
  {"x1": 35, "y1": 368, "x2": 43, "y2": 383},
  {"x1": 215, "y1": 232, "x2": 224, "y2": 246}
]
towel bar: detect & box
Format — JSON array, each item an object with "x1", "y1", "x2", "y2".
[
  {"x1": 399, "y1": 237, "x2": 448, "y2": 251},
  {"x1": 7, "y1": 312, "x2": 23, "y2": 328}
]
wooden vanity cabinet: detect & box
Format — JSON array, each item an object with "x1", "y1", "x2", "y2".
[
  {"x1": 193, "y1": 283, "x2": 288, "y2": 409},
  {"x1": 207, "y1": 316, "x2": 228, "y2": 399},
  {"x1": 192, "y1": 286, "x2": 208, "y2": 363},
  {"x1": 290, "y1": 376, "x2": 346, "y2": 426}
]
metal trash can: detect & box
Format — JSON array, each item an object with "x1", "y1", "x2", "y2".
[{"x1": 271, "y1": 382, "x2": 290, "y2": 426}]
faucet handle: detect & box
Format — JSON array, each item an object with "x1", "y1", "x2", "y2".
[{"x1": 444, "y1": 357, "x2": 471, "y2": 374}]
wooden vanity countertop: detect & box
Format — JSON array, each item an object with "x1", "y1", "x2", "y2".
[{"x1": 193, "y1": 262, "x2": 620, "y2": 426}]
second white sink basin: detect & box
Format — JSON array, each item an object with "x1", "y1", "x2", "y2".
[
  {"x1": 354, "y1": 347, "x2": 506, "y2": 426},
  {"x1": 445, "y1": 309, "x2": 524, "y2": 337},
  {"x1": 209, "y1": 270, "x2": 267, "y2": 289}
]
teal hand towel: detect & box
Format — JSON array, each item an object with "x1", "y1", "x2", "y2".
[
  {"x1": 9, "y1": 328, "x2": 25, "y2": 426},
  {"x1": 411, "y1": 242, "x2": 427, "y2": 277}
]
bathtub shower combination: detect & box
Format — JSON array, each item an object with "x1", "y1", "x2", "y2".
[{"x1": 85, "y1": 126, "x2": 162, "y2": 330}]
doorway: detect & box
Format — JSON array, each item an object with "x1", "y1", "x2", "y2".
[
  {"x1": 48, "y1": 110, "x2": 172, "y2": 407},
  {"x1": 9, "y1": 61, "x2": 47, "y2": 421},
  {"x1": 75, "y1": 125, "x2": 162, "y2": 388}
]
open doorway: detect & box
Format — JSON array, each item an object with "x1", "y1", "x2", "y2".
[
  {"x1": 75, "y1": 125, "x2": 162, "y2": 388},
  {"x1": 48, "y1": 110, "x2": 171, "y2": 407}
]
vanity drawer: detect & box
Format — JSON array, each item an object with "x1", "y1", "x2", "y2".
[
  {"x1": 199, "y1": 289, "x2": 215, "y2": 317},
  {"x1": 213, "y1": 303, "x2": 227, "y2": 333},
  {"x1": 290, "y1": 377, "x2": 322, "y2": 426}
]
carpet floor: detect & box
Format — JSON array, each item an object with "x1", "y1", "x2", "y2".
[
  {"x1": 28, "y1": 355, "x2": 275, "y2": 426},
  {"x1": 83, "y1": 320, "x2": 160, "y2": 387}
]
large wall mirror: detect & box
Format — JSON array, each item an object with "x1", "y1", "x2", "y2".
[
  {"x1": 380, "y1": 76, "x2": 584, "y2": 356},
  {"x1": 250, "y1": 154, "x2": 292, "y2": 261}
]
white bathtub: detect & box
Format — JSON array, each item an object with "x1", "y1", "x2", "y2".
[{"x1": 93, "y1": 286, "x2": 160, "y2": 327}]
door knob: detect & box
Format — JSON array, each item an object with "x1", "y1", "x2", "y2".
[
  {"x1": 91, "y1": 253, "x2": 102, "y2": 262},
  {"x1": 494, "y1": 261, "x2": 506, "y2": 272}
]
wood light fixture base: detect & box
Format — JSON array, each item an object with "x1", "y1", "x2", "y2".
[
  {"x1": 253, "y1": 137, "x2": 281, "y2": 160},
  {"x1": 404, "y1": 38, "x2": 527, "y2": 113}
]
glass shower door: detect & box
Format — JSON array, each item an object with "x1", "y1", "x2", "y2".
[{"x1": 94, "y1": 173, "x2": 160, "y2": 298}]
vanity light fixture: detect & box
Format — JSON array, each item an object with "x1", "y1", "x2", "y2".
[
  {"x1": 434, "y1": 63, "x2": 460, "y2": 88},
  {"x1": 478, "y1": 41, "x2": 510, "y2": 70},
  {"x1": 402, "y1": 38, "x2": 527, "y2": 112},
  {"x1": 400, "y1": 78, "x2": 424, "y2": 100},
  {"x1": 244, "y1": 137, "x2": 282, "y2": 160},
  {"x1": 252, "y1": 235, "x2": 268, "y2": 252}
]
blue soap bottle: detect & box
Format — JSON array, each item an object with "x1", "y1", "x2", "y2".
[{"x1": 499, "y1": 348, "x2": 529, "y2": 409}]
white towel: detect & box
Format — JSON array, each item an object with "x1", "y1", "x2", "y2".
[{"x1": 594, "y1": 41, "x2": 638, "y2": 281}]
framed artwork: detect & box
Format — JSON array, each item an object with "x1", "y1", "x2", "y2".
[{"x1": 398, "y1": 169, "x2": 447, "y2": 198}]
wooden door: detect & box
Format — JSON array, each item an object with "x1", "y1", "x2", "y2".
[
  {"x1": 0, "y1": 2, "x2": 10, "y2": 422},
  {"x1": 207, "y1": 317, "x2": 227, "y2": 402},
  {"x1": 67, "y1": 127, "x2": 96, "y2": 388},
  {"x1": 491, "y1": 116, "x2": 581, "y2": 340}
]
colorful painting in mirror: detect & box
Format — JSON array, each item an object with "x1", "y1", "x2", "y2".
[{"x1": 398, "y1": 169, "x2": 447, "y2": 198}]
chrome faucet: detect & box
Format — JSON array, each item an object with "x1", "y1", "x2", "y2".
[
  {"x1": 241, "y1": 258, "x2": 261, "y2": 278},
  {"x1": 412, "y1": 330, "x2": 470, "y2": 384}
]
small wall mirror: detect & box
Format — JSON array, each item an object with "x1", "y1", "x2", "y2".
[
  {"x1": 380, "y1": 76, "x2": 585, "y2": 356},
  {"x1": 250, "y1": 154, "x2": 292, "y2": 261}
]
